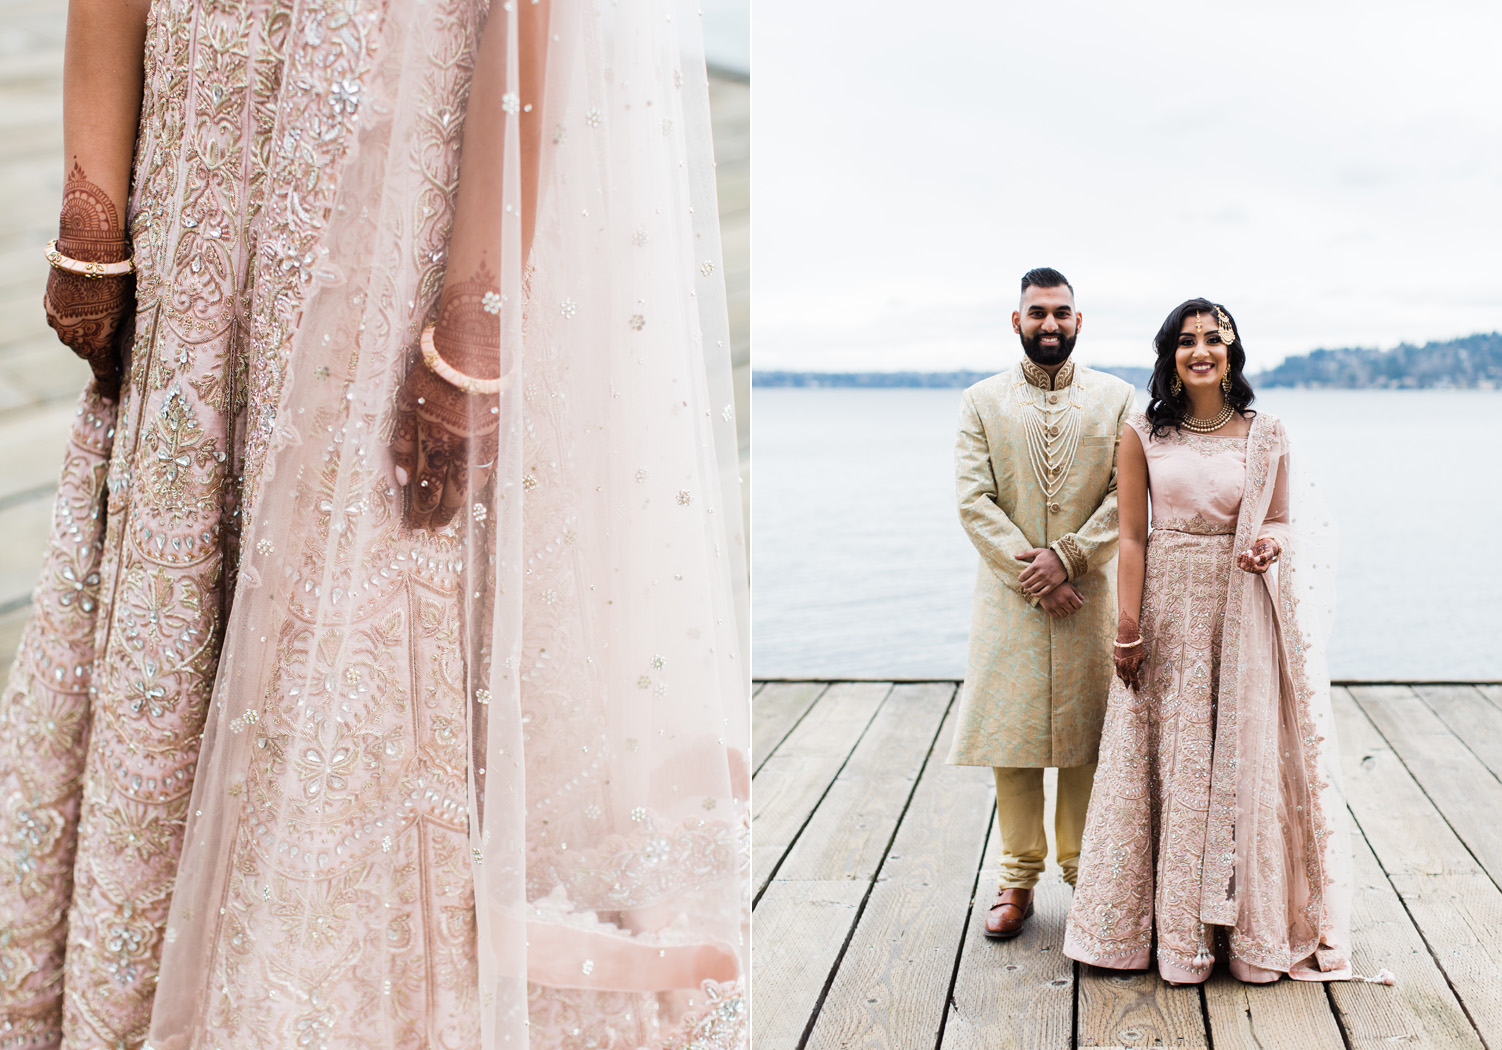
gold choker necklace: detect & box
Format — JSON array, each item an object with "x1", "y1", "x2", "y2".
[{"x1": 1181, "y1": 401, "x2": 1235, "y2": 433}]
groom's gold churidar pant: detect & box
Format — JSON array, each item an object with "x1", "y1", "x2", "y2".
[{"x1": 992, "y1": 763, "x2": 1097, "y2": 889}]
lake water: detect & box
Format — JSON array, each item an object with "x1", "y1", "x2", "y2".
[{"x1": 752, "y1": 386, "x2": 1502, "y2": 681}]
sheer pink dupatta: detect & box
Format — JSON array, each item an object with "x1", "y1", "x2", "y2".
[
  {"x1": 1199, "y1": 413, "x2": 1350, "y2": 980},
  {"x1": 145, "y1": 0, "x2": 748, "y2": 1045}
]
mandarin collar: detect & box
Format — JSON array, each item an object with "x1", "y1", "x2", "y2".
[{"x1": 1020, "y1": 357, "x2": 1075, "y2": 391}]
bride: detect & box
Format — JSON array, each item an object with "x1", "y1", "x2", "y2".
[
  {"x1": 0, "y1": 0, "x2": 748, "y2": 1046},
  {"x1": 1063, "y1": 298, "x2": 1349, "y2": 984}
]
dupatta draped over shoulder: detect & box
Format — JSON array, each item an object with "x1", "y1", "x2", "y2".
[{"x1": 1207, "y1": 413, "x2": 1348, "y2": 977}]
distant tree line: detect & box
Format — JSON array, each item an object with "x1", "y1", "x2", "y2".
[
  {"x1": 752, "y1": 370, "x2": 994, "y2": 388},
  {"x1": 753, "y1": 332, "x2": 1502, "y2": 390},
  {"x1": 752, "y1": 365, "x2": 1156, "y2": 389},
  {"x1": 1252, "y1": 331, "x2": 1502, "y2": 388}
]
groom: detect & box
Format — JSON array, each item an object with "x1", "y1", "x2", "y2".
[{"x1": 948, "y1": 267, "x2": 1134, "y2": 939}]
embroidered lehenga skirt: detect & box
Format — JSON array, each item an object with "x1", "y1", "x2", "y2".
[
  {"x1": 1064, "y1": 525, "x2": 1242, "y2": 982},
  {"x1": 0, "y1": 0, "x2": 482, "y2": 1042}
]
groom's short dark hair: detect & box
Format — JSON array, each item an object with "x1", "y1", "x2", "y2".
[{"x1": 1020, "y1": 267, "x2": 1072, "y2": 297}]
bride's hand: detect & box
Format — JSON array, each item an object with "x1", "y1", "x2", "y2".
[
  {"x1": 390, "y1": 363, "x2": 498, "y2": 531},
  {"x1": 1113, "y1": 615, "x2": 1144, "y2": 690},
  {"x1": 390, "y1": 279, "x2": 502, "y2": 531},
  {"x1": 43, "y1": 234, "x2": 134, "y2": 400},
  {"x1": 1236, "y1": 535, "x2": 1281, "y2": 574}
]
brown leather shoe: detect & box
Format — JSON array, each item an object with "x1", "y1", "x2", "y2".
[{"x1": 983, "y1": 888, "x2": 1034, "y2": 940}]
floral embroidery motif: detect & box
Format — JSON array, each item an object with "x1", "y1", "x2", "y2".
[
  {"x1": 0, "y1": 391, "x2": 113, "y2": 1049},
  {"x1": 657, "y1": 981, "x2": 746, "y2": 1050},
  {"x1": 1150, "y1": 515, "x2": 1235, "y2": 536}
]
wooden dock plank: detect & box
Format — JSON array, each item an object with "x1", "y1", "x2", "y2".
[
  {"x1": 0, "y1": 291, "x2": 51, "y2": 341},
  {"x1": 751, "y1": 878, "x2": 869, "y2": 1050},
  {"x1": 0, "y1": 335, "x2": 91, "y2": 404},
  {"x1": 942, "y1": 792, "x2": 1074, "y2": 1050},
  {"x1": 753, "y1": 684, "x2": 956, "y2": 1047},
  {"x1": 751, "y1": 681, "x2": 890, "y2": 898},
  {"x1": 1334, "y1": 686, "x2": 1502, "y2": 1046},
  {"x1": 0, "y1": 398, "x2": 74, "y2": 504},
  {"x1": 804, "y1": 703, "x2": 995, "y2": 1050},
  {"x1": 1414, "y1": 683, "x2": 1502, "y2": 783},
  {"x1": 1329, "y1": 817, "x2": 1485, "y2": 1049},
  {"x1": 0, "y1": 604, "x2": 28, "y2": 682},
  {"x1": 1202, "y1": 975, "x2": 1344, "y2": 1050},
  {"x1": 751, "y1": 682, "x2": 1499, "y2": 1050},
  {"x1": 1076, "y1": 966, "x2": 1206, "y2": 1048},
  {"x1": 774, "y1": 682, "x2": 954, "y2": 884},
  {"x1": 1351, "y1": 684, "x2": 1502, "y2": 886},
  {"x1": 0, "y1": 494, "x2": 51, "y2": 608},
  {"x1": 753, "y1": 680, "x2": 827, "y2": 772}
]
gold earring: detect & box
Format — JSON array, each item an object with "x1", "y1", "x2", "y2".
[
  {"x1": 1171, "y1": 373, "x2": 1183, "y2": 396},
  {"x1": 1221, "y1": 374, "x2": 1231, "y2": 395}
]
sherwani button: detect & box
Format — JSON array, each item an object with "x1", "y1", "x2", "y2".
[{"x1": 1049, "y1": 501, "x2": 1062, "y2": 512}]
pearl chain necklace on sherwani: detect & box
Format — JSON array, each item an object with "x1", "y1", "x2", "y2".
[{"x1": 1019, "y1": 357, "x2": 1083, "y2": 499}]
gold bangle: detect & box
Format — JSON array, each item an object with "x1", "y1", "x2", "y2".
[
  {"x1": 44, "y1": 239, "x2": 135, "y2": 278},
  {"x1": 1112, "y1": 638, "x2": 1143, "y2": 649},
  {"x1": 419, "y1": 325, "x2": 508, "y2": 396}
]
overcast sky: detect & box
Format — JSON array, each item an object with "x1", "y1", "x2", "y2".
[{"x1": 752, "y1": 0, "x2": 1502, "y2": 373}]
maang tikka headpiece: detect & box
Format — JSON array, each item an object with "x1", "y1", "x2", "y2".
[{"x1": 1214, "y1": 306, "x2": 1236, "y2": 346}]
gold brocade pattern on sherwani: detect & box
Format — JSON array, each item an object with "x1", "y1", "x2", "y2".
[
  {"x1": 948, "y1": 364, "x2": 1136, "y2": 769},
  {"x1": 1019, "y1": 357, "x2": 1074, "y2": 391}
]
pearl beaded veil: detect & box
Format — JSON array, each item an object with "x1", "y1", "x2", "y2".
[{"x1": 144, "y1": 0, "x2": 749, "y2": 1044}]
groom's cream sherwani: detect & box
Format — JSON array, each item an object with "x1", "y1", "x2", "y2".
[{"x1": 947, "y1": 359, "x2": 1134, "y2": 769}]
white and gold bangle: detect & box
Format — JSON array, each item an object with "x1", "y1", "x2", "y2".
[
  {"x1": 1112, "y1": 638, "x2": 1143, "y2": 649},
  {"x1": 44, "y1": 239, "x2": 135, "y2": 278},
  {"x1": 419, "y1": 325, "x2": 507, "y2": 396}
]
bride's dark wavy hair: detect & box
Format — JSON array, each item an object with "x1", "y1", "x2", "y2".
[{"x1": 1146, "y1": 297, "x2": 1256, "y2": 437}]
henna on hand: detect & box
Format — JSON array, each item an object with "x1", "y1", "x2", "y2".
[
  {"x1": 391, "y1": 260, "x2": 504, "y2": 531},
  {"x1": 44, "y1": 162, "x2": 133, "y2": 399},
  {"x1": 1114, "y1": 613, "x2": 1145, "y2": 689},
  {"x1": 1235, "y1": 535, "x2": 1281, "y2": 575}
]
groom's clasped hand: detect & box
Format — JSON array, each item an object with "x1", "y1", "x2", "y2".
[{"x1": 1016, "y1": 547, "x2": 1083, "y2": 618}]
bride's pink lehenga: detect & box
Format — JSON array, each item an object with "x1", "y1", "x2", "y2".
[
  {"x1": 0, "y1": 0, "x2": 748, "y2": 1047},
  {"x1": 1064, "y1": 411, "x2": 1349, "y2": 984}
]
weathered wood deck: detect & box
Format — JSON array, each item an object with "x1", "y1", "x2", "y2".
[
  {"x1": 752, "y1": 679, "x2": 1502, "y2": 1050},
  {"x1": 0, "y1": 0, "x2": 748, "y2": 678}
]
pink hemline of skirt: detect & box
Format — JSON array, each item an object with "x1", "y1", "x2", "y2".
[{"x1": 1063, "y1": 932, "x2": 1352, "y2": 984}]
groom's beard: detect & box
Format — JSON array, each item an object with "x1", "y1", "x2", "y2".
[{"x1": 1020, "y1": 329, "x2": 1077, "y2": 367}]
